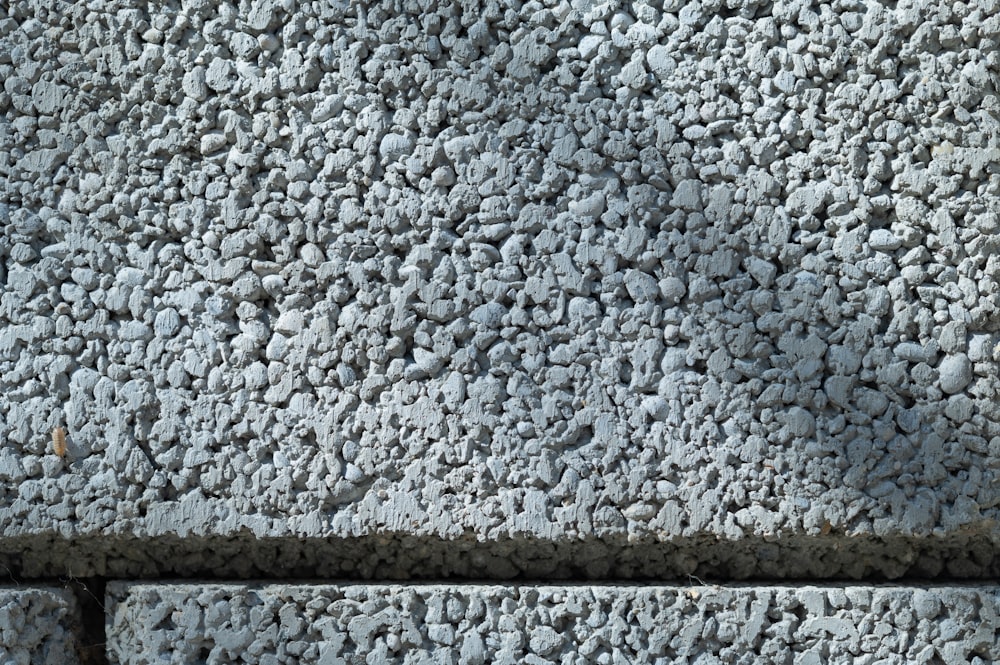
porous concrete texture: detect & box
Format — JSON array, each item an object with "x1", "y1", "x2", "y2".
[
  {"x1": 108, "y1": 582, "x2": 1000, "y2": 664},
  {"x1": 0, "y1": 586, "x2": 81, "y2": 665},
  {"x1": 4, "y1": 0, "x2": 1000, "y2": 578}
]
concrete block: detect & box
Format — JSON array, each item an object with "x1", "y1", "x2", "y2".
[
  {"x1": 2, "y1": 0, "x2": 999, "y2": 581},
  {"x1": 107, "y1": 582, "x2": 1000, "y2": 664}
]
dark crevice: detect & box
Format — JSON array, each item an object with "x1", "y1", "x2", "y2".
[
  {"x1": 2, "y1": 532, "x2": 999, "y2": 584},
  {"x1": 61, "y1": 576, "x2": 108, "y2": 665}
]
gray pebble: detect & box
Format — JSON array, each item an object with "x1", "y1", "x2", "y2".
[
  {"x1": 938, "y1": 354, "x2": 972, "y2": 394},
  {"x1": 868, "y1": 228, "x2": 901, "y2": 252},
  {"x1": 154, "y1": 308, "x2": 182, "y2": 338},
  {"x1": 624, "y1": 269, "x2": 659, "y2": 302}
]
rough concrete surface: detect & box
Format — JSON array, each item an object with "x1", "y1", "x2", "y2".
[
  {"x1": 108, "y1": 582, "x2": 1000, "y2": 664},
  {"x1": 0, "y1": 586, "x2": 81, "y2": 665},
  {"x1": 3, "y1": 0, "x2": 1000, "y2": 577}
]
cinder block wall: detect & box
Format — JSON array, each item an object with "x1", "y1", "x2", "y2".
[{"x1": 2, "y1": 0, "x2": 1000, "y2": 660}]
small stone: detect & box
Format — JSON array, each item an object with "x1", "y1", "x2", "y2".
[
  {"x1": 246, "y1": 0, "x2": 277, "y2": 31},
  {"x1": 824, "y1": 375, "x2": 854, "y2": 408},
  {"x1": 619, "y1": 57, "x2": 648, "y2": 88},
  {"x1": 470, "y1": 303, "x2": 505, "y2": 329},
  {"x1": 840, "y1": 12, "x2": 863, "y2": 32},
  {"x1": 0, "y1": 451, "x2": 26, "y2": 482},
  {"x1": 529, "y1": 626, "x2": 563, "y2": 656},
  {"x1": 257, "y1": 33, "x2": 279, "y2": 52},
  {"x1": 117, "y1": 267, "x2": 145, "y2": 287},
  {"x1": 154, "y1": 308, "x2": 181, "y2": 337},
  {"x1": 622, "y1": 502, "x2": 656, "y2": 523},
  {"x1": 300, "y1": 243, "x2": 324, "y2": 267},
  {"x1": 868, "y1": 228, "x2": 901, "y2": 252},
  {"x1": 274, "y1": 310, "x2": 304, "y2": 335},
  {"x1": 671, "y1": 179, "x2": 703, "y2": 211},
  {"x1": 855, "y1": 388, "x2": 888, "y2": 417},
  {"x1": 745, "y1": 256, "x2": 777, "y2": 288},
  {"x1": 568, "y1": 192, "x2": 606, "y2": 219},
  {"x1": 895, "y1": 342, "x2": 935, "y2": 364},
  {"x1": 642, "y1": 395, "x2": 669, "y2": 420},
  {"x1": 646, "y1": 44, "x2": 676, "y2": 79},
  {"x1": 413, "y1": 347, "x2": 444, "y2": 375},
  {"x1": 230, "y1": 32, "x2": 260, "y2": 59},
  {"x1": 783, "y1": 406, "x2": 816, "y2": 437},
  {"x1": 938, "y1": 354, "x2": 972, "y2": 394},
  {"x1": 379, "y1": 133, "x2": 414, "y2": 162},
  {"x1": 624, "y1": 269, "x2": 659, "y2": 302},
  {"x1": 968, "y1": 334, "x2": 997, "y2": 362},
  {"x1": 945, "y1": 394, "x2": 975, "y2": 422},
  {"x1": 428, "y1": 623, "x2": 456, "y2": 645},
  {"x1": 912, "y1": 590, "x2": 942, "y2": 619},
  {"x1": 70, "y1": 368, "x2": 100, "y2": 393},
  {"x1": 200, "y1": 131, "x2": 228, "y2": 155},
  {"x1": 939, "y1": 321, "x2": 966, "y2": 354},
  {"x1": 182, "y1": 66, "x2": 208, "y2": 101},
  {"x1": 826, "y1": 345, "x2": 862, "y2": 375},
  {"x1": 431, "y1": 166, "x2": 456, "y2": 186},
  {"x1": 244, "y1": 362, "x2": 268, "y2": 390},
  {"x1": 441, "y1": 371, "x2": 466, "y2": 411},
  {"x1": 460, "y1": 632, "x2": 486, "y2": 664},
  {"x1": 661, "y1": 347, "x2": 687, "y2": 372},
  {"x1": 119, "y1": 321, "x2": 153, "y2": 341},
  {"x1": 659, "y1": 277, "x2": 686, "y2": 304},
  {"x1": 31, "y1": 80, "x2": 63, "y2": 115},
  {"x1": 578, "y1": 35, "x2": 604, "y2": 59},
  {"x1": 344, "y1": 463, "x2": 364, "y2": 482},
  {"x1": 206, "y1": 58, "x2": 236, "y2": 92}
]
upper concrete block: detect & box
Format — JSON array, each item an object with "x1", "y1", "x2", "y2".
[{"x1": 2, "y1": 0, "x2": 1000, "y2": 577}]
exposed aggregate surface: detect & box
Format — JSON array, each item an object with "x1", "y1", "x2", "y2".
[
  {"x1": 107, "y1": 583, "x2": 1000, "y2": 664},
  {"x1": 3, "y1": 0, "x2": 1000, "y2": 577}
]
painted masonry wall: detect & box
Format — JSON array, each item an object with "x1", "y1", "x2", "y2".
[{"x1": 3, "y1": 0, "x2": 1000, "y2": 661}]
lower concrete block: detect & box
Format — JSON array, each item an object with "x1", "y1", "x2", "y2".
[
  {"x1": 0, "y1": 587, "x2": 80, "y2": 665},
  {"x1": 107, "y1": 582, "x2": 999, "y2": 664}
]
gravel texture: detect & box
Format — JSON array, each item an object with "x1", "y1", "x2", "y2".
[
  {"x1": 107, "y1": 582, "x2": 1000, "y2": 664},
  {"x1": 0, "y1": 586, "x2": 81, "y2": 665},
  {"x1": 3, "y1": 0, "x2": 1000, "y2": 576}
]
